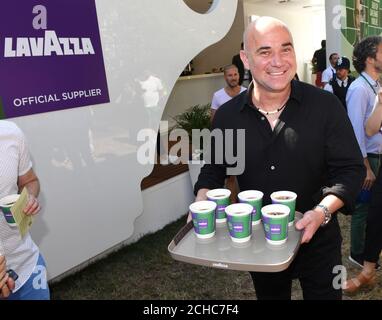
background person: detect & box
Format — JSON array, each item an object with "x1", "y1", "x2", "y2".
[
  {"x1": 0, "y1": 120, "x2": 50, "y2": 300},
  {"x1": 344, "y1": 89, "x2": 382, "y2": 294},
  {"x1": 346, "y1": 36, "x2": 382, "y2": 270},
  {"x1": 312, "y1": 40, "x2": 327, "y2": 88},
  {"x1": 210, "y1": 64, "x2": 246, "y2": 122},
  {"x1": 324, "y1": 56, "x2": 355, "y2": 110},
  {"x1": 321, "y1": 53, "x2": 339, "y2": 87},
  {"x1": 232, "y1": 42, "x2": 252, "y2": 87}
]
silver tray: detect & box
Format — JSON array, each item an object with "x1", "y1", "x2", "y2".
[{"x1": 168, "y1": 212, "x2": 303, "y2": 272}]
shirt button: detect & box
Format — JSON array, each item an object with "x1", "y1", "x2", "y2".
[
  {"x1": 261, "y1": 117, "x2": 265, "y2": 121},
  {"x1": 270, "y1": 165, "x2": 276, "y2": 171}
]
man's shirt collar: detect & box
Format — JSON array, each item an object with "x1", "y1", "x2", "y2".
[
  {"x1": 241, "y1": 80, "x2": 302, "y2": 112},
  {"x1": 361, "y1": 71, "x2": 380, "y2": 88}
]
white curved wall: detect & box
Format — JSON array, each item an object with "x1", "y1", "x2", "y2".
[{"x1": 11, "y1": 0, "x2": 238, "y2": 279}]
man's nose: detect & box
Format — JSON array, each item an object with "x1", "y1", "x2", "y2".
[{"x1": 271, "y1": 52, "x2": 283, "y2": 67}]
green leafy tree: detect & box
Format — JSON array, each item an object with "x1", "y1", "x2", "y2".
[{"x1": 173, "y1": 104, "x2": 211, "y2": 139}]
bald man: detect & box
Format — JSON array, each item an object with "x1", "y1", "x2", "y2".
[
  {"x1": 210, "y1": 64, "x2": 246, "y2": 122},
  {"x1": 190, "y1": 16, "x2": 364, "y2": 300}
]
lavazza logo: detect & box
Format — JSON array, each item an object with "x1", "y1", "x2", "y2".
[{"x1": 3, "y1": 5, "x2": 95, "y2": 58}]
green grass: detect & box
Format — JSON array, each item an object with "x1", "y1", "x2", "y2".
[{"x1": 50, "y1": 214, "x2": 381, "y2": 300}]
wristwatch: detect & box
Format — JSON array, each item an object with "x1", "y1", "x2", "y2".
[{"x1": 314, "y1": 204, "x2": 331, "y2": 227}]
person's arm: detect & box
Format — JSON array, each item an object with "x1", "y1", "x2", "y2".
[
  {"x1": 210, "y1": 92, "x2": 220, "y2": 127},
  {"x1": 18, "y1": 169, "x2": 41, "y2": 215},
  {"x1": 323, "y1": 83, "x2": 333, "y2": 93},
  {"x1": 362, "y1": 157, "x2": 376, "y2": 190},
  {"x1": 15, "y1": 125, "x2": 41, "y2": 215},
  {"x1": 296, "y1": 94, "x2": 365, "y2": 243},
  {"x1": 366, "y1": 89, "x2": 382, "y2": 136},
  {"x1": 211, "y1": 92, "x2": 220, "y2": 110},
  {"x1": 210, "y1": 109, "x2": 216, "y2": 123},
  {"x1": 296, "y1": 195, "x2": 344, "y2": 243},
  {"x1": 321, "y1": 68, "x2": 330, "y2": 86},
  {"x1": 346, "y1": 85, "x2": 368, "y2": 157},
  {"x1": 311, "y1": 50, "x2": 318, "y2": 68},
  {"x1": 347, "y1": 85, "x2": 376, "y2": 189}
]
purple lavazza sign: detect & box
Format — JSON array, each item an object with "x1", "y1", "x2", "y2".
[{"x1": 0, "y1": 1, "x2": 109, "y2": 119}]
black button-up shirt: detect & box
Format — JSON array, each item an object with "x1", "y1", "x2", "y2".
[{"x1": 195, "y1": 80, "x2": 365, "y2": 215}]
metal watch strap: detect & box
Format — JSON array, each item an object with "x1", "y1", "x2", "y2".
[{"x1": 314, "y1": 204, "x2": 331, "y2": 227}]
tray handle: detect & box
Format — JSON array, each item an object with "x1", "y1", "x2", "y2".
[{"x1": 173, "y1": 221, "x2": 193, "y2": 245}]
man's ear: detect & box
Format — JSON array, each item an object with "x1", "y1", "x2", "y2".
[
  {"x1": 366, "y1": 56, "x2": 375, "y2": 66},
  {"x1": 240, "y1": 50, "x2": 250, "y2": 70}
]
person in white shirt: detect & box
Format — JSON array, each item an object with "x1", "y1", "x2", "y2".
[
  {"x1": 344, "y1": 87, "x2": 382, "y2": 294},
  {"x1": 0, "y1": 121, "x2": 49, "y2": 300},
  {"x1": 211, "y1": 64, "x2": 247, "y2": 122},
  {"x1": 324, "y1": 56, "x2": 355, "y2": 110},
  {"x1": 346, "y1": 36, "x2": 382, "y2": 271},
  {"x1": 321, "y1": 53, "x2": 339, "y2": 87}
]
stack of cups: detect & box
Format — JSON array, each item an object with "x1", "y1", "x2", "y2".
[
  {"x1": 189, "y1": 201, "x2": 217, "y2": 239},
  {"x1": 225, "y1": 203, "x2": 253, "y2": 243},
  {"x1": 190, "y1": 189, "x2": 298, "y2": 245},
  {"x1": 206, "y1": 189, "x2": 231, "y2": 223},
  {"x1": 270, "y1": 191, "x2": 297, "y2": 226},
  {"x1": 237, "y1": 190, "x2": 263, "y2": 226}
]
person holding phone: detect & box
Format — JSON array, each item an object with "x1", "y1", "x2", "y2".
[{"x1": 0, "y1": 255, "x2": 15, "y2": 299}]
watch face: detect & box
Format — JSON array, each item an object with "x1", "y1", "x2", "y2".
[
  {"x1": 316, "y1": 204, "x2": 331, "y2": 226},
  {"x1": 322, "y1": 212, "x2": 331, "y2": 226}
]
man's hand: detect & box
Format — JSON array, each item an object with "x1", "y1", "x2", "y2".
[
  {"x1": 18, "y1": 168, "x2": 40, "y2": 215},
  {"x1": 295, "y1": 209, "x2": 325, "y2": 244},
  {"x1": 23, "y1": 194, "x2": 41, "y2": 216},
  {"x1": 0, "y1": 256, "x2": 15, "y2": 299},
  {"x1": 0, "y1": 275, "x2": 15, "y2": 299},
  {"x1": 187, "y1": 188, "x2": 209, "y2": 223},
  {"x1": 366, "y1": 89, "x2": 382, "y2": 136},
  {"x1": 363, "y1": 167, "x2": 376, "y2": 190}
]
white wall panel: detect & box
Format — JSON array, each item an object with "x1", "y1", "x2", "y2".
[{"x1": 12, "y1": 0, "x2": 238, "y2": 279}]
